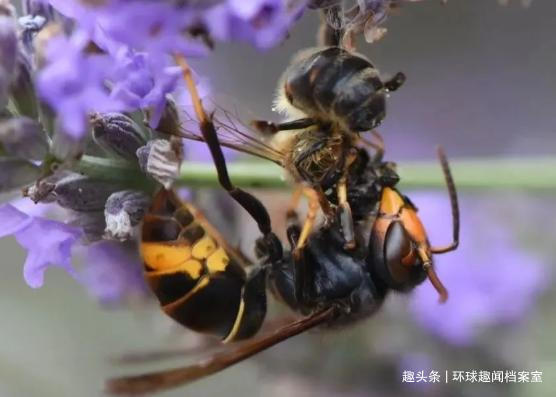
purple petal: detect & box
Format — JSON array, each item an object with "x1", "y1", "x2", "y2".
[
  {"x1": 79, "y1": 240, "x2": 148, "y2": 305},
  {"x1": 0, "y1": 204, "x2": 33, "y2": 238},
  {"x1": 13, "y1": 214, "x2": 82, "y2": 288}
]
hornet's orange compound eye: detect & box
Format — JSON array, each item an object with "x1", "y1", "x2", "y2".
[{"x1": 384, "y1": 221, "x2": 415, "y2": 284}]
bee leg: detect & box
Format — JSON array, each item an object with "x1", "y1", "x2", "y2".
[
  {"x1": 315, "y1": 187, "x2": 335, "y2": 226},
  {"x1": 292, "y1": 187, "x2": 320, "y2": 262},
  {"x1": 337, "y1": 149, "x2": 359, "y2": 250},
  {"x1": 288, "y1": 225, "x2": 307, "y2": 307},
  {"x1": 284, "y1": 220, "x2": 310, "y2": 307},
  {"x1": 250, "y1": 118, "x2": 316, "y2": 135},
  {"x1": 176, "y1": 55, "x2": 282, "y2": 262},
  {"x1": 337, "y1": 176, "x2": 356, "y2": 250},
  {"x1": 261, "y1": 214, "x2": 308, "y2": 309}
]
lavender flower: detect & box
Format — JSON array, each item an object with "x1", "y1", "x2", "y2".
[
  {"x1": 79, "y1": 240, "x2": 149, "y2": 305},
  {"x1": 203, "y1": 0, "x2": 307, "y2": 49},
  {"x1": 408, "y1": 193, "x2": 548, "y2": 346},
  {"x1": 110, "y1": 51, "x2": 181, "y2": 128},
  {"x1": 87, "y1": 1, "x2": 209, "y2": 57},
  {"x1": 30, "y1": 0, "x2": 311, "y2": 137},
  {"x1": 37, "y1": 31, "x2": 123, "y2": 137},
  {"x1": 0, "y1": 203, "x2": 82, "y2": 288}
]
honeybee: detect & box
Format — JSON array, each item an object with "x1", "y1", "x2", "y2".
[
  {"x1": 106, "y1": 59, "x2": 459, "y2": 395},
  {"x1": 176, "y1": 45, "x2": 406, "y2": 256}
]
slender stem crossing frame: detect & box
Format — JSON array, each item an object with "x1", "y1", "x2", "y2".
[{"x1": 75, "y1": 155, "x2": 556, "y2": 191}]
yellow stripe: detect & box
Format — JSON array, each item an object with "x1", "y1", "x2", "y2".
[
  {"x1": 141, "y1": 242, "x2": 192, "y2": 270},
  {"x1": 192, "y1": 235, "x2": 217, "y2": 259},
  {"x1": 146, "y1": 259, "x2": 203, "y2": 279},
  {"x1": 206, "y1": 247, "x2": 230, "y2": 273},
  {"x1": 222, "y1": 296, "x2": 245, "y2": 343}
]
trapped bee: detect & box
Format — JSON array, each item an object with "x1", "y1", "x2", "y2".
[
  {"x1": 106, "y1": 59, "x2": 459, "y2": 395},
  {"x1": 176, "y1": 44, "x2": 406, "y2": 258}
]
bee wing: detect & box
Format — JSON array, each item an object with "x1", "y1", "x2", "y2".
[
  {"x1": 177, "y1": 103, "x2": 285, "y2": 165},
  {"x1": 105, "y1": 308, "x2": 334, "y2": 395},
  {"x1": 108, "y1": 314, "x2": 299, "y2": 366},
  {"x1": 110, "y1": 340, "x2": 221, "y2": 366}
]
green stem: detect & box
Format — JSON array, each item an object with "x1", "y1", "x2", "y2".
[
  {"x1": 178, "y1": 157, "x2": 556, "y2": 191},
  {"x1": 75, "y1": 155, "x2": 556, "y2": 191}
]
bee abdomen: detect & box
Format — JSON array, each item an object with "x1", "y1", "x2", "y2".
[{"x1": 284, "y1": 47, "x2": 386, "y2": 131}]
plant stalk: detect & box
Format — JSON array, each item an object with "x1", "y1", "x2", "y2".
[{"x1": 76, "y1": 155, "x2": 556, "y2": 191}]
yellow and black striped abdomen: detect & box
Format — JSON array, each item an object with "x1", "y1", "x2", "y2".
[{"x1": 141, "y1": 189, "x2": 265, "y2": 342}]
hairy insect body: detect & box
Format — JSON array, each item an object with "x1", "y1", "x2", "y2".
[
  {"x1": 275, "y1": 47, "x2": 388, "y2": 132},
  {"x1": 277, "y1": 127, "x2": 352, "y2": 188}
]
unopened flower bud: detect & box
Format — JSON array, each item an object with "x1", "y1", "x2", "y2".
[
  {"x1": 70, "y1": 210, "x2": 106, "y2": 243},
  {"x1": 137, "y1": 139, "x2": 182, "y2": 189},
  {"x1": 50, "y1": 130, "x2": 85, "y2": 163},
  {"x1": 104, "y1": 190, "x2": 150, "y2": 241},
  {"x1": 0, "y1": 14, "x2": 17, "y2": 108},
  {"x1": 0, "y1": 117, "x2": 48, "y2": 160},
  {"x1": 91, "y1": 113, "x2": 146, "y2": 161},
  {"x1": 0, "y1": 157, "x2": 41, "y2": 193},
  {"x1": 54, "y1": 174, "x2": 122, "y2": 212},
  {"x1": 155, "y1": 97, "x2": 180, "y2": 136}
]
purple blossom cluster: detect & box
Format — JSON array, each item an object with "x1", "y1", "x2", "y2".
[
  {"x1": 33, "y1": 0, "x2": 307, "y2": 137},
  {"x1": 0, "y1": 0, "x2": 309, "y2": 304}
]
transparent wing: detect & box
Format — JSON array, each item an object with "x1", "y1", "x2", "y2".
[
  {"x1": 176, "y1": 101, "x2": 285, "y2": 165},
  {"x1": 106, "y1": 308, "x2": 334, "y2": 395}
]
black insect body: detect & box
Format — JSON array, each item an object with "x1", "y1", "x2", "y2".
[
  {"x1": 107, "y1": 58, "x2": 458, "y2": 395},
  {"x1": 177, "y1": 46, "x2": 406, "y2": 251},
  {"x1": 275, "y1": 46, "x2": 406, "y2": 133},
  {"x1": 268, "y1": 216, "x2": 389, "y2": 326}
]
